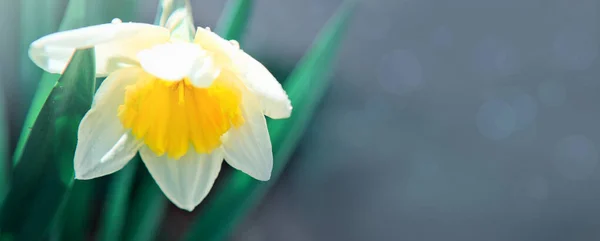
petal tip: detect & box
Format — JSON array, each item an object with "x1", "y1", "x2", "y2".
[
  {"x1": 230, "y1": 156, "x2": 272, "y2": 182},
  {"x1": 167, "y1": 194, "x2": 204, "y2": 212},
  {"x1": 263, "y1": 100, "x2": 293, "y2": 119},
  {"x1": 254, "y1": 171, "x2": 271, "y2": 182},
  {"x1": 173, "y1": 201, "x2": 197, "y2": 212},
  {"x1": 74, "y1": 171, "x2": 94, "y2": 180}
]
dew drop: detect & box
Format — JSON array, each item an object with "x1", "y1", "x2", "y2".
[{"x1": 229, "y1": 40, "x2": 240, "y2": 49}]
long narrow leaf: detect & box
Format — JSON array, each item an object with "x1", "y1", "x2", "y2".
[
  {"x1": 182, "y1": 1, "x2": 356, "y2": 241},
  {"x1": 13, "y1": 0, "x2": 87, "y2": 166},
  {"x1": 97, "y1": 160, "x2": 139, "y2": 241},
  {"x1": 17, "y1": 0, "x2": 62, "y2": 129},
  {"x1": 49, "y1": 180, "x2": 95, "y2": 241},
  {"x1": 121, "y1": 170, "x2": 168, "y2": 241},
  {"x1": 12, "y1": 0, "x2": 137, "y2": 167},
  {"x1": 216, "y1": 0, "x2": 253, "y2": 40},
  {"x1": 54, "y1": 0, "x2": 139, "y2": 239},
  {"x1": 0, "y1": 48, "x2": 96, "y2": 241}
]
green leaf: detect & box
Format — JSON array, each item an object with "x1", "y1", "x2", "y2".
[
  {"x1": 49, "y1": 0, "x2": 139, "y2": 239},
  {"x1": 17, "y1": 0, "x2": 62, "y2": 129},
  {"x1": 5, "y1": 0, "x2": 138, "y2": 239},
  {"x1": 0, "y1": 48, "x2": 96, "y2": 241},
  {"x1": 15, "y1": 0, "x2": 135, "y2": 122},
  {"x1": 97, "y1": 159, "x2": 139, "y2": 241},
  {"x1": 13, "y1": 0, "x2": 87, "y2": 166},
  {"x1": 13, "y1": 0, "x2": 137, "y2": 166},
  {"x1": 121, "y1": 170, "x2": 168, "y2": 241},
  {"x1": 182, "y1": 1, "x2": 356, "y2": 241},
  {"x1": 216, "y1": 0, "x2": 253, "y2": 40},
  {"x1": 49, "y1": 180, "x2": 95, "y2": 241}
]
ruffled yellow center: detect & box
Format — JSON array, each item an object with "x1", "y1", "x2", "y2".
[{"x1": 118, "y1": 72, "x2": 244, "y2": 159}]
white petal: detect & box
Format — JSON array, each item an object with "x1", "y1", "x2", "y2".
[
  {"x1": 137, "y1": 42, "x2": 219, "y2": 87},
  {"x1": 139, "y1": 147, "x2": 223, "y2": 211},
  {"x1": 74, "y1": 67, "x2": 145, "y2": 179},
  {"x1": 29, "y1": 22, "x2": 170, "y2": 76},
  {"x1": 188, "y1": 56, "x2": 220, "y2": 88},
  {"x1": 222, "y1": 92, "x2": 273, "y2": 181},
  {"x1": 194, "y1": 27, "x2": 291, "y2": 118},
  {"x1": 194, "y1": 27, "x2": 239, "y2": 62},
  {"x1": 239, "y1": 51, "x2": 292, "y2": 119}
]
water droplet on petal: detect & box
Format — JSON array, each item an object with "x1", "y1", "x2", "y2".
[
  {"x1": 111, "y1": 18, "x2": 122, "y2": 24},
  {"x1": 229, "y1": 40, "x2": 240, "y2": 49}
]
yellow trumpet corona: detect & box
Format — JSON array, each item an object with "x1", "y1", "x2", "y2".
[{"x1": 29, "y1": 19, "x2": 292, "y2": 211}]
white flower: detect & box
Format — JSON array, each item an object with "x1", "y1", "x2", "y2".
[{"x1": 29, "y1": 19, "x2": 292, "y2": 211}]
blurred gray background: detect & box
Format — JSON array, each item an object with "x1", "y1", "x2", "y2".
[
  {"x1": 178, "y1": 0, "x2": 600, "y2": 240},
  {"x1": 4, "y1": 0, "x2": 600, "y2": 240}
]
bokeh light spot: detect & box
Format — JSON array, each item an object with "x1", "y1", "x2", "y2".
[
  {"x1": 554, "y1": 135, "x2": 599, "y2": 180},
  {"x1": 476, "y1": 99, "x2": 516, "y2": 140},
  {"x1": 552, "y1": 30, "x2": 598, "y2": 70},
  {"x1": 510, "y1": 93, "x2": 537, "y2": 130},
  {"x1": 472, "y1": 37, "x2": 520, "y2": 77}
]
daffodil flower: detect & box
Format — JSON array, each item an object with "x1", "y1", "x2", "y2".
[{"x1": 29, "y1": 19, "x2": 292, "y2": 211}]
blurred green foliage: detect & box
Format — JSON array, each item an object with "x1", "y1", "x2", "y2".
[
  {"x1": 50, "y1": 180, "x2": 94, "y2": 241},
  {"x1": 0, "y1": 48, "x2": 96, "y2": 240},
  {"x1": 121, "y1": 169, "x2": 168, "y2": 241},
  {"x1": 97, "y1": 160, "x2": 139, "y2": 241},
  {"x1": 0, "y1": 0, "x2": 355, "y2": 240},
  {"x1": 18, "y1": 0, "x2": 62, "y2": 120},
  {"x1": 0, "y1": 83, "x2": 7, "y2": 200}
]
